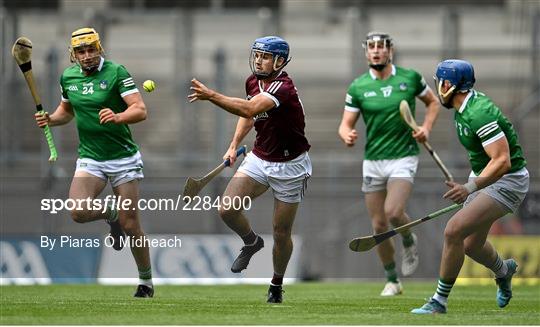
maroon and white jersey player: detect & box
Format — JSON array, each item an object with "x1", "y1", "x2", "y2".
[
  {"x1": 189, "y1": 36, "x2": 311, "y2": 304},
  {"x1": 245, "y1": 71, "x2": 311, "y2": 162}
]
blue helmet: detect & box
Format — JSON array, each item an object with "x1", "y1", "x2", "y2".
[
  {"x1": 249, "y1": 36, "x2": 291, "y2": 79},
  {"x1": 435, "y1": 59, "x2": 475, "y2": 92}
]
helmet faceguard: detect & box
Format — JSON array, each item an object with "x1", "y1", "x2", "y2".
[
  {"x1": 434, "y1": 59, "x2": 476, "y2": 109},
  {"x1": 249, "y1": 36, "x2": 291, "y2": 80},
  {"x1": 69, "y1": 27, "x2": 104, "y2": 72},
  {"x1": 433, "y1": 77, "x2": 457, "y2": 109},
  {"x1": 362, "y1": 31, "x2": 393, "y2": 71}
]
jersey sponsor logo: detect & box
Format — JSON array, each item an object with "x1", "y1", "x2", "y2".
[
  {"x1": 380, "y1": 86, "x2": 393, "y2": 97},
  {"x1": 399, "y1": 83, "x2": 408, "y2": 91},
  {"x1": 67, "y1": 85, "x2": 78, "y2": 92},
  {"x1": 363, "y1": 91, "x2": 377, "y2": 97},
  {"x1": 345, "y1": 94, "x2": 353, "y2": 103},
  {"x1": 254, "y1": 112, "x2": 269, "y2": 121},
  {"x1": 99, "y1": 80, "x2": 108, "y2": 90}
]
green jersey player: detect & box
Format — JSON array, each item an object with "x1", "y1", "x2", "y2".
[
  {"x1": 34, "y1": 27, "x2": 153, "y2": 298},
  {"x1": 338, "y1": 32, "x2": 441, "y2": 296},
  {"x1": 412, "y1": 60, "x2": 529, "y2": 314}
]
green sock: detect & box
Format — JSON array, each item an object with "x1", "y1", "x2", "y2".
[
  {"x1": 139, "y1": 267, "x2": 152, "y2": 280},
  {"x1": 384, "y1": 262, "x2": 399, "y2": 283},
  {"x1": 107, "y1": 206, "x2": 118, "y2": 223},
  {"x1": 401, "y1": 231, "x2": 414, "y2": 247}
]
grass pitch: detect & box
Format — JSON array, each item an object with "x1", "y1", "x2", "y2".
[{"x1": 1, "y1": 282, "x2": 539, "y2": 325}]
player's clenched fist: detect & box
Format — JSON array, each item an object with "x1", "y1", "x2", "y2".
[
  {"x1": 340, "y1": 129, "x2": 358, "y2": 147},
  {"x1": 223, "y1": 147, "x2": 239, "y2": 166},
  {"x1": 35, "y1": 111, "x2": 50, "y2": 128},
  {"x1": 412, "y1": 125, "x2": 430, "y2": 143},
  {"x1": 443, "y1": 181, "x2": 469, "y2": 204}
]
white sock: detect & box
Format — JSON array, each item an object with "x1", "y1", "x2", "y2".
[
  {"x1": 490, "y1": 256, "x2": 508, "y2": 278},
  {"x1": 433, "y1": 293, "x2": 448, "y2": 306},
  {"x1": 139, "y1": 279, "x2": 153, "y2": 288}
]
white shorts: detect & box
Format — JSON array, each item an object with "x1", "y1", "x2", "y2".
[
  {"x1": 464, "y1": 167, "x2": 529, "y2": 213},
  {"x1": 362, "y1": 155, "x2": 418, "y2": 193},
  {"x1": 75, "y1": 151, "x2": 144, "y2": 187},
  {"x1": 238, "y1": 151, "x2": 312, "y2": 203}
]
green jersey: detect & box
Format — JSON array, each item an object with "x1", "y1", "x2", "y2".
[
  {"x1": 345, "y1": 65, "x2": 428, "y2": 160},
  {"x1": 60, "y1": 58, "x2": 139, "y2": 161},
  {"x1": 454, "y1": 90, "x2": 526, "y2": 175}
]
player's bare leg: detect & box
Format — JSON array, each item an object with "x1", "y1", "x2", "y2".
[
  {"x1": 463, "y1": 217, "x2": 518, "y2": 308},
  {"x1": 463, "y1": 216, "x2": 498, "y2": 269},
  {"x1": 365, "y1": 190, "x2": 401, "y2": 295},
  {"x1": 271, "y1": 199, "x2": 298, "y2": 275},
  {"x1": 365, "y1": 191, "x2": 393, "y2": 263},
  {"x1": 267, "y1": 199, "x2": 299, "y2": 303},
  {"x1": 68, "y1": 171, "x2": 108, "y2": 223},
  {"x1": 441, "y1": 194, "x2": 507, "y2": 280},
  {"x1": 69, "y1": 172, "x2": 125, "y2": 248},
  {"x1": 113, "y1": 180, "x2": 153, "y2": 298},
  {"x1": 386, "y1": 179, "x2": 418, "y2": 276},
  {"x1": 220, "y1": 171, "x2": 268, "y2": 273},
  {"x1": 412, "y1": 193, "x2": 513, "y2": 313},
  {"x1": 385, "y1": 179, "x2": 413, "y2": 227}
]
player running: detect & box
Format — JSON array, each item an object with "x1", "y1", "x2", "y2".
[
  {"x1": 189, "y1": 36, "x2": 311, "y2": 303},
  {"x1": 338, "y1": 31, "x2": 441, "y2": 296},
  {"x1": 34, "y1": 27, "x2": 154, "y2": 298},
  {"x1": 411, "y1": 59, "x2": 529, "y2": 314}
]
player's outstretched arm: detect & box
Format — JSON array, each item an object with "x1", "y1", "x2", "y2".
[
  {"x1": 99, "y1": 92, "x2": 147, "y2": 125},
  {"x1": 188, "y1": 78, "x2": 274, "y2": 118},
  {"x1": 35, "y1": 101, "x2": 74, "y2": 128}
]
